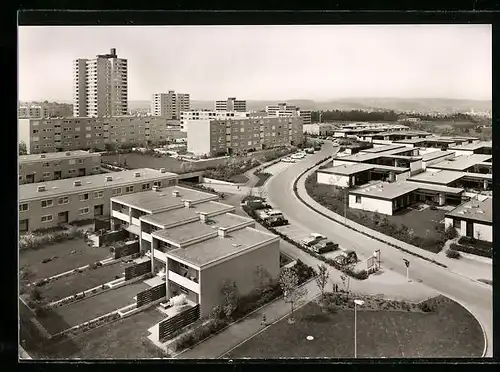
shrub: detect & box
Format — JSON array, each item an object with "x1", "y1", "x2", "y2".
[
  {"x1": 449, "y1": 243, "x2": 492, "y2": 258},
  {"x1": 29, "y1": 287, "x2": 42, "y2": 301},
  {"x1": 419, "y1": 298, "x2": 438, "y2": 313},
  {"x1": 446, "y1": 249, "x2": 461, "y2": 259}
]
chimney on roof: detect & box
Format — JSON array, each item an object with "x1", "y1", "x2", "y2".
[
  {"x1": 74, "y1": 180, "x2": 82, "y2": 187},
  {"x1": 218, "y1": 227, "x2": 227, "y2": 238},
  {"x1": 184, "y1": 200, "x2": 192, "y2": 208},
  {"x1": 159, "y1": 168, "x2": 166, "y2": 173},
  {"x1": 105, "y1": 175, "x2": 113, "y2": 182},
  {"x1": 199, "y1": 212, "x2": 207, "y2": 223},
  {"x1": 134, "y1": 172, "x2": 141, "y2": 177},
  {"x1": 172, "y1": 190, "x2": 180, "y2": 197},
  {"x1": 40, "y1": 154, "x2": 46, "y2": 158},
  {"x1": 37, "y1": 185, "x2": 46, "y2": 192},
  {"x1": 66, "y1": 152, "x2": 71, "y2": 156}
]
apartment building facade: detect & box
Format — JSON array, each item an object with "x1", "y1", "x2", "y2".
[
  {"x1": 18, "y1": 116, "x2": 182, "y2": 154},
  {"x1": 18, "y1": 168, "x2": 178, "y2": 232},
  {"x1": 187, "y1": 116, "x2": 304, "y2": 156},
  {"x1": 215, "y1": 97, "x2": 247, "y2": 112},
  {"x1": 110, "y1": 186, "x2": 280, "y2": 317},
  {"x1": 180, "y1": 111, "x2": 250, "y2": 132},
  {"x1": 265, "y1": 103, "x2": 312, "y2": 125},
  {"x1": 19, "y1": 104, "x2": 73, "y2": 119},
  {"x1": 151, "y1": 91, "x2": 190, "y2": 119},
  {"x1": 73, "y1": 48, "x2": 128, "y2": 117},
  {"x1": 19, "y1": 150, "x2": 101, "y2": 184}
]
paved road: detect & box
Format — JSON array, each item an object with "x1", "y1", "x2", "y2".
[{"x1": 265, "y1": 141, "x2": 493, "y2": 357}]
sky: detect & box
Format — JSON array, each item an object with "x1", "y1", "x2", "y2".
[{"x1": 18, "y1": 25, "x2": 492, "y2": 102}]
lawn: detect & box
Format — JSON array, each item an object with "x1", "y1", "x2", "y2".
[
  {"x1": 229, "y1": 174, "x2": 249, "y2": 184},
  {"x1": 37, "y1": 281, "x2": 150, "y2": 335},
  {"x1": 37, "y1": 261, "x2": 132, "y2": 303},
  {"x1": 43, "y1": 308, "x2": 167, "y2": 359},
  {"x1": 20, "y1": 239, "x2": 112, "y2": 281},
  {"x1": 225, "y1": 297, "x2": 484, "y2": 358},
  {"x1": 305, "y1": 175, "x2": 448, "y2": 253},
  {"x1": 279, "y1": 252, "x2": 293, "y2": 267},
  {"x1": 254, "y1": 173, "x2": 271, "y2": 187}
]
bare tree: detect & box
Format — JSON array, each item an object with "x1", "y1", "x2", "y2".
[
  {"x1": 279, "y1": 267, "x2": 308, "y2": 324},
  {"x1": 220, "y1": 280, "x2": 239, "y2": 318},
  {"x1": 315, "y1": 264, "x2": 330, "y2": 302}
]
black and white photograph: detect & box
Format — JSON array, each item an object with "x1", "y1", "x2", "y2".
[{"x1": 17, "y1": 20, "x2": 492, "y2": 360}]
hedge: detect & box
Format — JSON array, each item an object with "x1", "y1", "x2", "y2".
[
  {"x1": 19, "y1": 227, "x2": 86, "y2": 251},
  {"x1": 449, "y1": 243, "x2": 492, "y2": 258}
]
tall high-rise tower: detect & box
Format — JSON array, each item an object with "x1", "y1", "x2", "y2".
[
  {"x1": 73, "y1": 48, "x2": 128, "y2": 117},
  {"x1": 151, "y1": 91, "x2": 190, "y2": 119}
]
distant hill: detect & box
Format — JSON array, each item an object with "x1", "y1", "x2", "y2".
[{"x1": 36, "y1": 98, "x2": 492, "y2": 114}]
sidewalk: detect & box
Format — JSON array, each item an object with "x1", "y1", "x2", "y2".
[{"x1": 296, "y1": 160, "x2": 492, "y2": 284}]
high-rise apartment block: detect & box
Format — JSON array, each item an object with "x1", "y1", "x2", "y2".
[
  {"x1": 180, "y1": 110, "x2": 250, "y2": 132},
  {"x1": 19, "y1": 103, "x2": 73, "y2": 119},
  {"x1": 151, "y1": 91, "x2": 190, "y2": 119},
  {"x1": 215, "y1": 97, "x2": 247, "y2": 112},
  {"x1": 187, "y1": 116, "x2": 303, "y2": 156},
  {"x1": 265, "y1": 102, "x2": 312, "y2": 125},
  {"x1": 18, "y1": 116, "x2": 183, "y2": 154},
  {"x1": 73, "y1": 48, "x2": 128, "y2": 117}
]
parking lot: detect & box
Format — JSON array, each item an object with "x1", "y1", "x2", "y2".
[
  {"x1": 20, "y1": 239, "x2": 112, "y2": 281},
  {"x1": 38, "y1": 281, "x2": 149, "y2": 335}
]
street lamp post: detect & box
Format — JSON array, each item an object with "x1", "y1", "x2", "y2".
[
  {"x1": 403, "y1": 259, "x2": 410, "y2": 282},
  {"x1": 354, "y1": 299, "x2": 364, "y2": 358},
  {"x1": 374, "y1": 249, "x2": 381, "y2": 269}
]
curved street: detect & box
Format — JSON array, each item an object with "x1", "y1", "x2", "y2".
[{"x1": 265, "y1": 141, "x2": 493, "y2": 357}]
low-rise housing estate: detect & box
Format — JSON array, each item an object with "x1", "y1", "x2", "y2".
[
  {"x1": 19, "y1": 150, "x2": 101, "y2": 184},
  {"x1": 18, "y1": 168, "x2": 178, "y2": 232},
  {"x1": 444, "y1": 197, "x2": 492, "y2": 242}
]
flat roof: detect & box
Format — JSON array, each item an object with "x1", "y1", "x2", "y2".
[
  {"x1": 393, "y1": 138, "x2": 427, "y2": 144},
  {"x1": 409, "y1": 182, "x2": 464, "y2": 195},
  {"x1": 427, "y1": 154, "x2": 492, "y2": 171},
  {"x1": 112, "y1": 186, "x2": 218, "y2": 213},
  {"x1": 371, "y1": 130, "x2": 431, "y2": 137},
  {"x1": 446, "y1": 197, "x2": 492, "y2": 224},
  {"x1": 448, "y1": 141, "x2": 493, "y2": 151},
  {"x1": 167, "y1": 227, "x2": 276, "y2": 267},
  {"x1": 340, "y1": 148, "x2": 419, "y2": 164},
  {"x1": 407, "y1": 170, "x2": 464, "y2": 186},
  {"x1": 359, "y1": 144, "x2": 407, "y2": 153},
  {"x1": 370, "y1": 164, "x2": 411, "y2": 173},
  {"x1": 350, "y1": 181, "x2": 418, "y2": 200},
  {"x1": 318, "y1": 163, "x2": 375, "y2": 176},
  {"x1": 421, "y1": 151, "x2": 454, "y2": 162},
  {"x1": 461, "y1": 172, "x2": 492, "y2": 181},
  {"x1": 140, "y1": 201, "x2": 234, "y2": 227},
  {"x1": 20, "y1": 168, "x2": 178, "y2": 201},
  {"x1": 422, "y1": 138, "x2": 457, "y2": 144},
  {"x1": 19, "y1": 150, "x2": 100, "y2": 163}
]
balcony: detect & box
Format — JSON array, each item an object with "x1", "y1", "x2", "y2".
[
  {"x1": 141, "y1": 231, "x2": 152, "y2": 243},
  {"x1": 152, "y1": 249, "x2": 167, "y2": 263},
  {"x1": 111, "y1": 209, "x2": 129, "y2": 223},
  {"x1": 131, "y1": 217, "x2": 141, "y2": 226},
  {"x1": 168, "y1": 270, "x2": 200, "y2": 294}
]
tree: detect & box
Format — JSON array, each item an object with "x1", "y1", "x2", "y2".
[
  {"x1": 253, "y1": 265, "x2": 272, "y2": 293},
  {"x1": 279, "y1": 267, "x2": 308, "y2": 324},
  {"x1": 315, "y1": 264, "x2": 330, "y2": 302},
  {"x1": 19, "y1": 141, "x2": 27, "y2": 155},
  {"x1": 220, "y1": 280, "x2": 239, "y2": 318}
]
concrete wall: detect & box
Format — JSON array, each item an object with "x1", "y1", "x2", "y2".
[
  {"x1": 317, "y1": 172, "x2": 350, "y2": 188},
  {"x1": 19, "y1": 176, "x2": 178, "y2": 231},
  {"x1": 198, "y1": 239, "x2": 280, "y2": 317},
  {"x1": 423, "y1": 152, "x2": 456, "y2": 170},
  {"x1": 395, "y1": 171, "x2": 410, "y2": 182},
  {"x1": 452, "y1": 149, "x2": 475, "y2": 157},
  {"x1": 349, "y1": 194, "x2": 393, "y2": 215},
  {"x1": 332, "y1": 159, "x2": 351, "y2": 167},
  {"x1": 18, "y1": 119, "x2": 31, "y2": 153},
  {"x1": 445, "y1": 217, "x2": 492, "y2": 242},
  {"x1": 187, "y1": 120, "x2": 212, "y2": 156},
  {"x1": 409, "y1": 159, "x2": 423, "y2": 173}
]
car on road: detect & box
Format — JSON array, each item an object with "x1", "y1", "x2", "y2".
[
  {"x1": 300, "y1": 233, "x2": 326, "y2": 247},
  {"x1": 265, "y1": 215, "x2": 289, "y2": 227},
  {"x1": 281, "y1": 157, "x2": 296, "y2": 163},
  {"x1": 311, "y1": 240, "x2": 339, "y2": 254},
  {"x1": 291, "y1": 152, "x2": 306, "y2": 160},
  {"x1": 305, "y1": 148, "x2": 315, "y2": 154},
  {"x1": 334, "y1": 249, "x2": 358, "y2": 265}
]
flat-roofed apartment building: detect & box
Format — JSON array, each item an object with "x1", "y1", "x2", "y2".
[
  {"x1": 18, "y1": 116, "x2": 182, "y2": 154},
  {"x1": 18, "y1": 168, "x2": 178, "y2": 232},
  {"x1": 110, "y1": 186, "x2": 280, "y2": 317},
  {"x1": 151, "y1": 91, "x2": 190, "y2": 119},
  {"x1": 19, "y1": 150, "x2": 101, "y2": 184},
  {"x1": 447, "y1": 141, "x2": 492, "y2": 157},
  {"x1": 214, "y1": 97, "x2": 247, "y2": 112},
  {"x1": 303, "y1": 123, "x2": 337, "y2": 136},
  {"x1": 180, "y1": 111, "x2": 250, "y2": 132},
  {"x1": 187, "y1": 116, "x2": 304, "y2": 156}
]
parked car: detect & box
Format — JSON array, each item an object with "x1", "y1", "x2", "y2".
[
  {"x1": 300, "y1": 233, "x2": 326, "y2": 247},
  {"x1": 281, "y1": 157, "x2": 296, "y2": 163},
  {"x1": 334, "y1": 249, "x2": 358, "y2": 265},
  {"x1": 265, "y1": 216, "x2": 289, "y2": 227},
  {"x1": 305, "y1": 148, "x2": 315, "y2": 154},
  {"x1": 311, "y1": 240, "x2": 339, "y2": 254}
]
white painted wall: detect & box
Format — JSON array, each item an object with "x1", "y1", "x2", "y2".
[
  {"x1": 187, "y1": 120, "x2": 212, "y2": 156},
  {"x1": 18, "y1": 119, "x2": 32, "y2": 153},
  {"x1": 410, "y1": 160, "x2": 423, "y2": 173},
  {"x1": 422, "y1": 152, "x2": 455, "y2": 170},
  {"x1": 317, "y1": 172, "x2": 350, "y2": 187},
  {"x1": 349, "y1": 194, "x2": 393, "y2": 215},
  {"x1": 332, "y1": 159, "x2": 351, "y2": 167},
  {"x1": 395, "y1": 171, "x2": 410, "y2": 181},
  {"x1": 452, "y1": 149, "x2": 474, "y2": 157},
  {"x1": 444, "y1": 217, "x2": 454, "y2": 229},
  {"x1": 474, "y1": 223, "x2": 492, "y2": 242}
]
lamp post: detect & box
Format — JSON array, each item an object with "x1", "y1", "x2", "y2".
[
  {"x1": 403, "y1": 259, "x2": 410, "y2": 282},
  {"x1": 354, "y1": 299, "x2": 365, "y2": 358},
  {"x1": 374, "y1": 249, "x2": 381, "y2": 269}
]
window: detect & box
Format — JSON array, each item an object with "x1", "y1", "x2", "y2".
[
  {"x1": 142, "y1": 183, "x2": 151, "y2": 191},
  {"x1": 68, "y1": 169, "x2": 76, "y2": 174},
  {"x1": 43, "y1": 172, "x2": 51, "y2": 178},
  {"x1": 153, "y1": 181, "x2": 161, "y2": 187},
  {"x1": 41, "y1": 199, "x2": 53, "y2": 208},
  {"x1": 179, "y1": 286, "x2": 189, "y2": 295},
  {"x1": 41, "y1": 214, "x2": 53, "y2": 223},
  {"x1": 58, "y1": 196, "x2": 69, "y2": 205},
  {"x1": 453, "y1": 219, "x2": 461, "y2": 228},
  {"x1": 69, "y1": 159, "x2": 76, "y2": 165},
  {"x1": 179, "y1": 262, "x2": 189, "y2": 270},
  {"x1": 112, "y1": 187, "x2": 122, "y2": 196},
  {"x1": 79, "y1": 207, "x2": 90, "y2": 215},
  {"x1": 125, "y1": 185, "x2": 134, "y2": 193},
  {"x1": 19, "y1": 203, "x2": 29, "y2": 212},
  {"x1": 355, "y1": 195, "x2": 361, "y2": 204},
  {"x1": 42, "y1": 162, "x2": 50, "y2": 168},
  {"x1": 77, "y1": 159, "x2": 84, "y2": 164},
  {"x1": 94, "y1": 190, "x2": 104, "y2": 198},
  {"x1": 79, "y1": 193, "x2": 89, "y2": 201}
]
